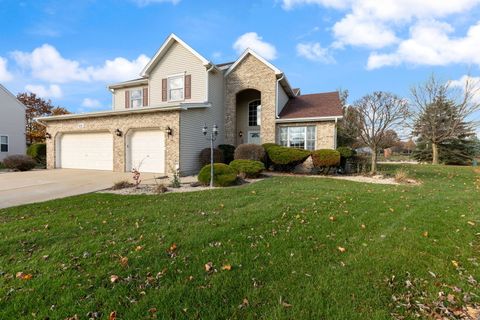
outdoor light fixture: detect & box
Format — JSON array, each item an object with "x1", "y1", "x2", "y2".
[
  {"x1": 115, "y1": 129, "x2": 122, "y2": 137},
  {"x1": 165, "y1": 126, "x2": 173, "y2": 136},
  {"x1": 45, "y1": 132, "x2": 52, "y2": 139},
  {"x1": 238, "y1": 131, "x2": 243, "y2": 137},
  {"x1": 202, "y1": 123, "x2": 220, "y2": 188}
]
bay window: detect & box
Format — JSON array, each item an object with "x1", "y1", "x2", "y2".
[{"x1": 279, "y1": 126, "x2": 316, "y2": 150}]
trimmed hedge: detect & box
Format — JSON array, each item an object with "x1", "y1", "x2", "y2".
[
  {"x1": 230, "y1": 159, "x2": 265, "y2": 178},
  {"x1": 336, "y1": 146, "x2": 356, "y2": 159},
  {"x1": 234, "y1": 144, "x2": 266, "y2": 162},
  {"x1": 197, "y1": 163, "x2": 238, "y2": 187},
  {"x1": 3, "y1": 155, "x2": 36, "y2": 171},
  {"x1": 311, "y1": 149, "x2": 341, "y2": 168},
  {"x1": 199, "y1": 148, "x2": 224, "y2": 167},
  {"x1": 266, "y1": 145, "x2": 311, "y2": 171},
  {"x1": 27, "y1": 143, "x2": 46, "y2": 165},
  {"x1": 218, "y1": 144, "x2": 235, "y2": 164}
]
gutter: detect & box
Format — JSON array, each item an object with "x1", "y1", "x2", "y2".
[
  {"x1": 276, "y1": 115, "x2": 343, "y2": 123},
  {"x1": 275, "y1": 73, "x2": 284, "y2": 118}
]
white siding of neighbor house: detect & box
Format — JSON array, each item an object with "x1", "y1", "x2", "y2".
[
  {"x1": 179, "y1": 69, "x2": 225, "y2": 175},
  {"x1": 0, "y1": 85, "x2": 26, "y2": 160},
  {"x1": 112, "y1": 85, "x2": 148, "y2": 111},
  {"x1": 149, "y1": 41, "x2": 207, "y2": 107},
  {"x1": 277, "y1": 84, "x2": 289, "y2": 116}
]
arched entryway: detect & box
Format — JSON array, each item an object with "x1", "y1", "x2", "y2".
[{"x1": 235, "y1": 89, "x2": 261, "y2": 145}]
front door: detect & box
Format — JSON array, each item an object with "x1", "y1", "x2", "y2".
[{"x1": 247, "y1": 131, "x2": 261, "y2": 144}]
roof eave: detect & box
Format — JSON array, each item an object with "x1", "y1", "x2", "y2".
[{"x1": 276, "y1": 115, "x2": 343, "y2": 123}]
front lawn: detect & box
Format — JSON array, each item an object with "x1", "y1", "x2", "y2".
[{"x1": 1, "y1": 165, "x2": 479, "y2": 319}]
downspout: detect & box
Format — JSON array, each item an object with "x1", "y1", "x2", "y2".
[
  {"x1": 275, "y1": 73, "x2": 285, "y2": 118},
  {"x1": 109, "y1": 88, "x2": 115, "y2": 110},
  {"x1": 205, "y1": 64, "x2": 215, "y2": 102},
  {"x1": 334, "y1": 117, "x2": 338, "y2": 149}
]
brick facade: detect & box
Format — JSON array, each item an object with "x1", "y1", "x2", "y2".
[
  {"x1": 225, "y1": 54, "x2": 277, "y2": 145},
  {"x1": 45, "y1": 110, "x2": 180, "y2": 174}
]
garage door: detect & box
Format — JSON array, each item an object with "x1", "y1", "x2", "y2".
[
  {"x1": 59, "y1": 132, "x2": 113, "y2": 170},
  {"x1": 127, "y1": 130, "x2": 165, "y2": 173}
]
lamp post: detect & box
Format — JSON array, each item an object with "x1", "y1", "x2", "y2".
[{"x1": 202, "y1": 123, "x2": 219, "y2": 187}]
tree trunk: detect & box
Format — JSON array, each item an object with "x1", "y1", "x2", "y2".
[
  {"x1": 432, "y1": 142, "x2": 439, "y2": 165},
  {"x1": 371, "y1": 148, "x2": 377, "y2": 174}
]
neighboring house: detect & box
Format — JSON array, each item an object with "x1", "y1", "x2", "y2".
[
  {"x1": 38, "y1": 34, "x2": 343, "y2": 175},
  {"x1": 0, "y1": 84, "x2": 26, "y2": 161}
]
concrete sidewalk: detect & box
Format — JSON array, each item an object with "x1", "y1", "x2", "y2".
[{"x1": 0, "y1": 169, "x2": 160, "y2": 209}]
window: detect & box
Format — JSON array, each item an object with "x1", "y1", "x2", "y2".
[
  {"x1": 279, "y1": 126, "x2": 316, "y2": 150},
  {"x1": 130, "y1": 89, "x2": 143, "y2": 108},
  {"x1": 0, "y1": 136, "x2": 8, "y2": 152},
  {"x1": 168, "y1": 75, "x2": 184, "y2": 101},
  {"x1": 248, "y1": 100, "x2": 261, "y2": 126}
]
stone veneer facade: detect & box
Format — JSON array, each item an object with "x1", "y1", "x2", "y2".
[
  {"x1": 225, "y1": 54, "x2": 277, "y2": 145},
  {"x1": 45, "y1": 110, "x2": 180, "y2": 174},
  {"x1": 277, "y1": 121, "x2": 336, "y2": 149}
]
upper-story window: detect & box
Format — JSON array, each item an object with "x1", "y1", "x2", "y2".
[
  {"x1": 130, "y1": 89, "x2": 143, "y2": 108},
  {"x1": 168, "y1": 75, "x2": 184, "y2": 101},
  {"x1": 0, "y1": 136, "x2": 8, "y2": 152},
  {"x1": 248, "y1": 100, "x2": 261, "y2": 126}
]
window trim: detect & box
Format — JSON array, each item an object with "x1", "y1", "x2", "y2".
[
  {"x1": 167, "y1": 73, "x2": 185, "y2": 102},
  {"x1": 0, "y1": 135, "x2": 9, "y2": 153},
  {"x1": 247, "y1": 99, "x2": 261, "y2": 127},
  {"x1": 129, "y1": 88, "x2": 143, "y2": 109},
  {"x1": 278, "y1": 126, "x2": 316, "y2": 150}
]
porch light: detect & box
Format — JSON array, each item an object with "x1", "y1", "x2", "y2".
[
  {"x1": 45, "y1": 132, "x2": 52, "y2": 139},
  {"x1": 165, "y1": 126, "x2": 173, "y2": 136},
  {"x1": 202, "y1": 124, "x2": 208, "y2": 136},
  {"x1": 212, "y1": 124, "x2": 218, "y2": 136},
  {"x1": 238, "y1": 131, "x2": 243, "y2": 137},
  {"x1": 115, "y1": 129, "x2": 122, "y2": 137}
]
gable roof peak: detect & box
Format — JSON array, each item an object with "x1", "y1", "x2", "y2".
[
  {"x1": 140, "y1": 33, "x2": 210, "y2": 77},
  {"x1": 225, "y1": 48, "x2": 282, "y2": 76}
]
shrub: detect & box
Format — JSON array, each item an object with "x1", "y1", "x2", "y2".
[
  {"x1": 112, "y1": 180, "x2": 134, "y2": 190},
  {"x1": 261, "y1": 143, "x2": 279, "y2": 169},
  {"x1": 155, "y1": 184, "x2": 168, "y2": 194},
  {"x1": 336, "y1": 146, "x2": 356, "y2": 172},
  {"x1": 199, "y1": 148, "x2": 224, "y2": 167},
  {"x1": 234, "y1": 144, "x2": 266, "y2": 162},
  {"x1": 0, "y1": 162, "x2": 4, "y2": 169},
  {"x1": 27, "y1": 143, "x2": 46, "y2": 165},
  {"x1": 197, "y1": 163, "x2": 238, "y2": 187},
  {"x1": 230, "y1": 159, "x2": 265, "y2": 178},
  {"x1": 218, "y1": 144, "x2": 235, "y2": 164},
  {"x1": 262, "y1": 143, "x2": 278, "y2": 153},
  {"x1": 349, "y1": 154, "x2": 370, "y2": 174},
  {"x1": 311, "y1": 149, "x2": 341, "y2": 169},
  {"x1": 394, "y1": 169, "x2": 409, "y2": 183},
  {"x1": 265, "y1": 145, "x2": 311, "y2": 171},
  {"x1": 3, "y1": 155, "x2": 36, "y2": 171}
]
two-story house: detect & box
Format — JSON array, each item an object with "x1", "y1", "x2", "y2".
[
  {"x1": 38, "y1": 34, "x2": 343, "y2": 175},
  {"x1": 0, "y1": 84, "x2": 26, "y2": 161}
]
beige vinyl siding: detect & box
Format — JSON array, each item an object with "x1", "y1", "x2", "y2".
[
  {"x1": 149, "y1": 41, "x2": 207, "y2": 107},
  {"x1": 0, "y1": 85, "x2": 26, "y2": 160},
  {"x1": 277, "y1": 85, "x2": 289, "y2": 115},
  {"x1": 113, "y1": 86, "x2": 148, "y2": 111},
  {"x1": 178, "y1": 69, "x2": 225, "y2": 175}
]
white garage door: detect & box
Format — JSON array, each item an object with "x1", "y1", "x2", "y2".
[
  {"x1": 127, "y1": 130, "x2": 165, "y2": 173},
  {"x1": 59, "y1": 132, "x2": 113, "y2": 170}
]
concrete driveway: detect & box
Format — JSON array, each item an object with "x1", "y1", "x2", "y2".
[{"x1": 0, "y1": 169, "x2": 160, "y2": 209}]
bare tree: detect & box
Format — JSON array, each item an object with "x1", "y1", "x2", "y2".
[
  {"x1": 354, "y1": 92, "x2": 409, "y2": 173},
  {"x1": 410, "y1": 75, "x2": 480, "y2": 164}
]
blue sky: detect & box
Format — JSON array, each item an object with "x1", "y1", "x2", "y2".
[{"x1": 1, "y1": 0, "x2": 480, "y2": 115}]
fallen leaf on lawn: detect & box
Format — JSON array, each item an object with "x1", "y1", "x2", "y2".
[
  {"x1": 135, "y1": 245, "x2": 144, "y2": 252},
  {"x1": 167, "y1": 243, "x2": 177, "y2": 253},
  {"x1": 422, "y1": 231, "x2": 429, "y2": 237},
  {"x1": 16, "y1": 272, "x2": 32, "y2": 280},
  {"x1": 360, "y1": 224, "x2": 366, "y2": 229},
  {"x1": 466, "y1": 305, "x2": 480, "y2": 318},
  {"x1": 452, "y1": 260, "x2": 459, "y2": 268},
  {"x1": 119, "y1": 256, "x2": 128, "y2": 267},
  {"x1": 329, "y1": 216, "x2": 336, "y2": 222},
  {"x1": 238, "y1": 297, "x2": 249, "y2": 309},
  {"x1": 468, "y1": 221, "x2": 476, "y2": 226},
  {"x1": 389, "y1": 208, "x2": 395, "y2": 212},
  {"x1": 109, "y1": 311, "x2": 116, "y2": 320},
  {"x1": 447, "y1": 294, "x2": 455, "y2": 304},
  {"x1": 110, "y1": 275, "x2": 119, "y2": 283},
  {"x1": 148, "y1": 308, "x2": 157, "y2": 314},
  {"x1": 204, "y1": 262, "x2": 213, "y2": 272},
  {"x1": 337, "y1": 246, "x2": 346, "y2": 253},
  {"x1": 221, "y1": 264, "x2": 232, "y2": 271},
  {"x1": 251, "y1": 190, "x2": 256, "y2": 194}
]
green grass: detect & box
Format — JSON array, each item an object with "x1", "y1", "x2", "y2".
[{"x1": 1, "y1": 164, "x2": 479, "y2": 319}]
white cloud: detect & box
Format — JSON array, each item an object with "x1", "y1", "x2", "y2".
[
  {"x1": 367, "y1": 20, "x2": 480, "y2": 69},
  {"x1": 132, "y1": 0, "x2": 180, "y2": 6},
  {"x1": 450, "y1": 75, "x2": 480, "y2": 104},
  {"x1": 81, "y1": 98, "x2": 102, "y2": 108},
  {"x1": 25, "y1": 84, "x2": 63, "y2": 98},
  {"x1": 0, "y1": 57, "x2": 13, "y2": 82},
  {"x1": 296, "y1": 42, "x2": 335, "y2": 63},
  {"x1": 233, "y1": 32, "x2": 278, "y2": 60},
  {"x1": 11, "y1": 44, "x2": 149, "y2": 83},
  {"x1": 282, "y1": 0, "x2": 349, "y2": 10}
]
